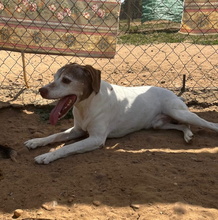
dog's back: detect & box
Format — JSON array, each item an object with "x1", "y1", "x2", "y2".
[{"x1": 91, "y1": 81, "x2": 182, "y2": 138}]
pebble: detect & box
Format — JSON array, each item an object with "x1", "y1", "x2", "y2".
[
  {"x1": 33, "y1": 131, "x2": 43, "y2": 138},
  {"x1": 68, "y1": 197, "x2": 74, "y2": 203},
  {"x1": 13, "y1": 209, "x2": 23, "y2": 218},
  {"x1": 41, "y1": 201, "x2": 58, "y2": 211},
  {"x1": 37, "y1": 210, "x2": 43, "y2": 215},
  {"x1": 93, "y1": 200, "x2": 101, "y2": 206},
  {"x1": 130, "y1": 203, "x2": 140, "y2": 210}
]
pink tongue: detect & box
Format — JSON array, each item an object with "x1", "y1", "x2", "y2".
[{"x1": 49, "y1": 95, "x2": 76, "y2": 125}]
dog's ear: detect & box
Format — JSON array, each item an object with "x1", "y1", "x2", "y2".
[{"x1": 84, "y1": 65, "x2": 101, "y2": 94}]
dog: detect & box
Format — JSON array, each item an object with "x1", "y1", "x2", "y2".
[{"x1": 25, "y1": 63, "x2": 218, "y2": 164}]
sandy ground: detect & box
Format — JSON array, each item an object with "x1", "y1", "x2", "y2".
[
  {"x1": 0, "y1": 43, "x2": 218, "y2": 219},
  {"x1": 0, "y1": 106, "x2": 218, "y2": 220}
]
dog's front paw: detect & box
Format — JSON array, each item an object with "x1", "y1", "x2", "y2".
[
  {"x1": 34, "y1": 152, "x2": 55, "y2": 164},
  {"x1": 24, "y1": 138, "x2": 46, "y2": 149}
]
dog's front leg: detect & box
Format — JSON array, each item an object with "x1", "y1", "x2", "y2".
[
  {"x1": 34, "y1": 136, "x2": 106, "y2": 164},
  {"x1": 25, "y1": 127, "x2": 85, "y2": 149}
]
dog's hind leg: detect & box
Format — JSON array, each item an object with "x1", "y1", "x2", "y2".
[
  {"x1": 152, "y1": 114, "x2": 194, "y2": 142},
  {"x1": 162, "y1": 98, "x2": 218, "y2": 132},
  {"x1": 168, "y1": 109, "x2": 218, "y2": 132}
]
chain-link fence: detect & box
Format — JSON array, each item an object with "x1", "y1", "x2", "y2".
[{"x1": 0, "y1": 0, "x2": 217, "y2": 108}]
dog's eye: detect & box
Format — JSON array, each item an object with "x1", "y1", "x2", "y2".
[{"x1": 62, "y1": 77, "x2": 71, "y2": 84}]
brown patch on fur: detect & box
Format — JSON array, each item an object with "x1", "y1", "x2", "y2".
[
  {"x1": 84, "y1": 65, "x2": 101, "y2": 94},
  {"x1": 61, "y1": 63, "x2": 101, "y2": 101}
]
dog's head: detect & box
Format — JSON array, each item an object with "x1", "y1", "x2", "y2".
[{"x1": 39, "y1": 63, "x2": 101, "y2": 125}]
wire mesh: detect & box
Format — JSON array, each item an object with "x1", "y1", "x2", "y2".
[{"x1": 0, "y1": 0, "x2": 217, "y2": 108}]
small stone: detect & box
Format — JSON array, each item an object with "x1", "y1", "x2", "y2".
[
  {"x1": 130, "y1": 203, "x2": 140, "y2": 210},
  {"x1": 93, "y1": 200, "x2": 101, "y2": 206},
  {"x1": 13, "y1": 209, "x2": 23, "y2": 218},
  {"x1": 37, "y1": 210, "x2": 43, "y2": 215},
  {"x1": 33, "y1": 131, "x2": 43, "y2": 138},
  {"x1": 68, "y1": 197, "x2": 74, "y2": 203},
  {"x1": 42, "y1": 201, "x2": 58, "y2": 211}
]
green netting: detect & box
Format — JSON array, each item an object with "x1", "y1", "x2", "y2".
[{"x1": 142, "y1": 0, "x2": 183, "y2": 23}]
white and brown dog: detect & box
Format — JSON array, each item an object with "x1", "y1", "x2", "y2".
[{"x1": 25, "y1": 63, "x2": 218, "y2": 164}]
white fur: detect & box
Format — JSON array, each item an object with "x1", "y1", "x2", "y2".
[{"x1": 25, "y1": 78, "x2": 218, "y2": 164}]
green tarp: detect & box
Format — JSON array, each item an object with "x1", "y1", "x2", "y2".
[{"x1": 142, "y1": 0, "x2": 183, "y2": 23}]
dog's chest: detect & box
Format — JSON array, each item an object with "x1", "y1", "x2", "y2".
[{"x1": 73, "y1": 108, "x2": 91, "y2": 131}]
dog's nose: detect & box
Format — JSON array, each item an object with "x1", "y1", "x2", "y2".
[{"x1": 39, "y1": 87, "x2": 48, "y2": 98}]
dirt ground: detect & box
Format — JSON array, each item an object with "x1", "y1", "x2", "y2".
[{"x1": 0, "y1": 43, "x2": 218, "y2": 220}]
